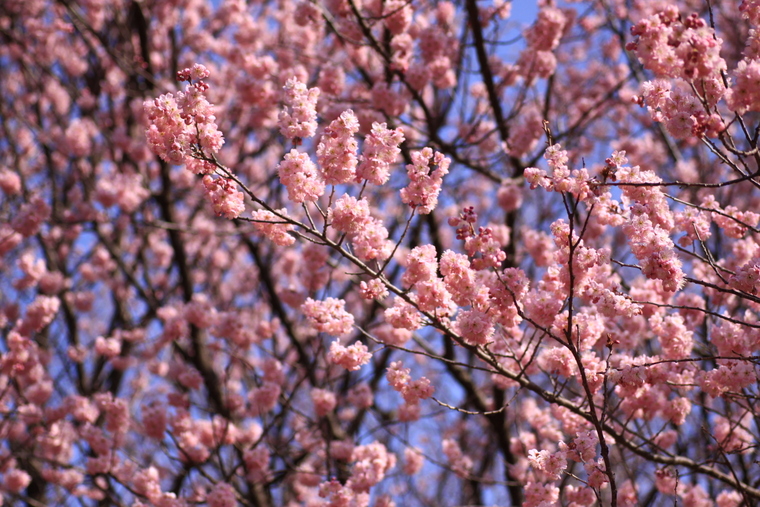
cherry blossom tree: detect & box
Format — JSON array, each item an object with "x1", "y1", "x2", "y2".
[{"x1": 2, "y1": 0, "x2": 760, "y2": 506}]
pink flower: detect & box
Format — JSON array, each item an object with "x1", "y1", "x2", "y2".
[
  {"x1": 3, "y1": 469, "x2": 31, "y2": 494},
  {"x1": 202, "y1": 176, "x2": 245, "y2": 219},
  {"x1": 329, "y1": 341, "x2": 372, "y2": 371},
  {"x1": 371, "y1": 81, "x2": 408, "y2": 116},
  {"x1": 524, "y1": 7, "x2": 567, "y2": 51},
  {"x1": 318, "y1": 479, "x2": 355, "y2": 506},
  {"x1": 709, "y1": 202, "x2": 759, "y2": 239},
  {"x1": 66, "y1": 395, "x2": 100, "y2": 423},
  {"x1": 318, "y1": 64, "x2": 345, "y2": 96},
  {"x1": 94, "y1": 336, "x2": 122, "y2": 358},
  {"x1": 440, "y1": 250, "x2": 480, "y2": 305},
  {"x1": 351, "y1": 217, "x2": 392, "y2": 261},
  {"x1": 133, "y1": 467, "x2": 162, "y2": 502},
  {"x1": 629, "y1": 8, "x2": 726, "y2": 82},
  {"x1": 524, "y1": 167, "x2": 550, "y2": 190},
  {"x1": 528, "y1": 448, "x2": 567, "y2": 480},
  {"x1": 144, "y1": 78, "x2": 224, "y2": 165},
  {"x1": 585, "y1": 459, "x2": 608, "y2": 489},
  {"x1": 243, "y1": 446, "x2": 272, "y2": 483},
  {"x1": 17, "y1": 295, "x2": 60, "y2": 336},
  {"x1": 714, "y1": 415, "x2": 753, "y2": 453},
  {"x1": 374, "y1": 323, "x2": 412, "y2": 346},
  {"x1": 277, "y1": 149, "x2": 325, "y2": 202},
  {"x1": 348, "y1": 382, "x2": 374, "y2": 409},
  {"x1": 359, "y1": 278, "x2": 388, "y2": 300},
  {"x1": 62, "y1": 118, "x2": 94, "y2": 157},
  {"x1": 11, "y1": 195, "x2": 51, "y2": 237},
  {"x1": 664, "y1": 397, "x2": 691, "y2": 426},
  {"x1": 94, "y1": 393, "x2": 130, "y2": 435},
  {"x1": 400, "y1": 377, "x2": 434, "y2": 404},
  {"x1": 442, "y1": 439, "x2": 473, "y2": 477},
  {"x1": 329, "y1": 195, "x2": 371, "y2": 234},
  {"x1": 142, "y1": 400, "x2": 168, "y2": 439},
  {"x1": 317, "y1": 110, "x2": 360, "y2": 185},
  {"x1": 523, "y1": 482, "x2": 560, "y2": 507},
  {"x1": 207, "y1": 482, "x2": 237, "y2": 507},
  {"x1": 348, "y1": 442, "x2": 396, "y2": 492},
  {"x1": 386, "y1": 361, "x2": 411, "y2": 390},
  {"x1": 655, "y1": 468, "x2": 680, "y2": 495},
  {"x1": 95, "y1": 173, "x2": 149, "y2": 213},
  {"x1": 356, "y1": 122, "x2": 404, "y2": 185},
  {"x1": 729, "y1": 256, "x2": 760, "y2": 294},
  {"x1": 177, "y1": 63, "x2": 210, "y2": 82},
  {"x1": 184, "y1": 295, "x2": 219, "y2": 329},
  {"x1": 250, "y1": 209, "x2": 295, "y2": 246},
  {"x1": 651, "y1": 314, "x2": 693, "y2": 360},
  {"x1": 0, "y1": 168, "x2": 22, "y2": 195},
  {"x1": 278, "y1": 77, "x2": 319, "y2": 140},
  {"x1": 390, "y1": 33, "x2": 414, "y2": 72},
  {"x1": 402, "y1": 448, "x2": 423, "y2": 475},
  {"x1": 516, "y1": 49, "x2": 557, "y2": 82},
  {"x1": 497, "y1": 179, "x2": 524, "y2": 211},
  {"x1": 383, "y1": 0, "x2": 412, "y2": 34},
  {"x1": 716, "y1": 490, "x2": 743, "y2": 507},
  {"x1": 328, "y1": 195, "x2": 393, "y2": 261},
  {"x1": 414, "y1": 278, "x2": 454, "y2": 315},
  {"x1": 463, "y1": 226, "x2": 507, "y2": 270},
  {"x1": 701, "y1": 360, "x2": 757, "y2": 397},
  {"x1": 262, "y1": 358, "x2": 286, "y2": 384},
  {"x1": 384, "y1": 297, "x2": 423, "y2": 330},
  {"x1": 311, "y1": 387, "x2": 337, "y2": 417},
  {"x1": 615, "y1": 162, "x2": 684, "y2": 292},
  {"x1": 400, "y1": 148, "x2": 450, "y2": 214},
  {"x1": 454, "y1": 309, "x2": 495, "y2": 346},
  {"x1": 398, "y1": 402, "x2": 421, "y2": 422},
  {"x1": 387, "y1": 361, "x2": 434, "y2": 404},
  {"x1": 248, "y1": 382, "x2": 281, "y2": 414},
  {"x1": 302, "y1": 297, "x2": 354, "y2": 336},
  {"x1": 538, "y1": 347, "x2": 576, "y2": 377},
  {"x1": 403, "y1": 245, "x2": 438, "y2": 286}
]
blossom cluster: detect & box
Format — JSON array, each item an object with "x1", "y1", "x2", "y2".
[
  {"x1": 250, "y1": 208, "x2": 296, "y2": 246},
  {"x1": 356, "y1": 122, "x2": 405, "y2": 185},
  {"x1": 400, "y1": 148, "x2": 450, "y2": 214},
  {"x1": 328, "y1": 195, "x2": 392, "y2": 261},
  {"x1": 613, "y1": 154, "x2": 685, "y2": 292},
  {"x1": 317, "y1": 110, "x2": 360, "y2": 185},
  {"x1": 278, "y1": 77, "x2": 320, "y2": 140},
  {"x1": 316, "y1": 442, "x2": 396, "y2": 506},
  {"x1": 144, "y1": 65, "x2": 224, "y2": 167},
  {"x1": 277, "y1": 149, "x2": 325, "y2": 203},
  {"x1": 516, "y1": 6, "x2": 568, "y2": 83},
  {"x1": 302, "y1": 297, "x2": 355, "y2": 336}
]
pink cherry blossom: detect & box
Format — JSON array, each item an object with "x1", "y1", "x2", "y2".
[
  {"x1": 202, "y1": 176, "x2": 245, "y2": 219},
  {"x1": 400, "y1": 148, "x2": 450, "y2": 214},
  {"x1": 329, "y1": 341, "x2": 372, "y2": 371},
  {"x1": 302, "y1": 297, "x2": 355, "y2": 336},
  {"x1": 356, "y1": 122, "x2": 405, "y2": 185},
  {"x1": 278, "y1": 77, "x2": 320, "y2": 140},
  {"x1": 318, "y1": 109, "x2": 360, "y2": 185},
  {"x1": 250, "y1": 209, "x2": 295, "y2": 246},
  {"x1": 277, "y1": 149, "x2": 325, "y2": 202},
  {"x1": 207, "y1": 482, "x2": 237, "y2": 507},
  {"x1": 311, "y1": 387, "x2": 337, "y2": 416}
]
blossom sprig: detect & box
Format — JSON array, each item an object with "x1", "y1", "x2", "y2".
[
  {"x1": 278, "y1": 76, "x2": 320, "y2": 141},
  {"x1": 144, "y1": 64, "x2": 224, "y2": 168},
  {"x1": 400, "y1": 148, "x2": 450, "y2": 214},
  {"x1": 448, "y1": 207, "x2": 506, "y2": 270}
]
